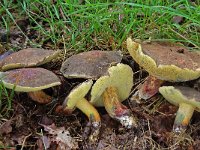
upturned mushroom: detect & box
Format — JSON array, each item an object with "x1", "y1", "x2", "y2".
[
  {"x1": 159, "y1": 86, "x2": 200, "y2": 133},
  {"x1": 60, "y1": 50, "x2": 137, "y2": 139},
  {"x1": 0, "y1": 48, "x2": 61, "y2": 103},
  {"x1": 63, "y1": 80, "x2": 100, "y2": 141},
  {"x1": 90, "y1": 63, "x2": 137, "y2": 128},
  {"x1": 127, "y1": 38, "x2": 200, "y2": 100},
  {"x1": 0, "y1": 67, "x2": 61, "y2": 103}
]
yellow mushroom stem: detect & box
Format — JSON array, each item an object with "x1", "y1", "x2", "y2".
[
  {"x1": 76, "y1": 98, "x2": 101, "y2": 123},
  {"x1": 28, "y1": 90, "x2": 52, "y2": 104},
  {"x1": 103, "y1": 86, "x2": 128, "y2": 117},
  {"x1": 173, "y1": 103, "x2": 195, "y2": 133},
  {"x1": 76, "y1": 98, "x2": 101, "y2": 142},
  {"x1": 139, "y1": 75, "x2": 164, "y2": 99}
]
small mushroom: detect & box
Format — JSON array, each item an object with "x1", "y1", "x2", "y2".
[
  {"x1": 0, "y1": 48, "x2": 61, "y2": 71},
  {"x1": 127, "y1": 38, "x2": 200, "y2": 100},
  {"x1": 0, "y1": 68, "x2": 61, "y2": 103},
  {"x1": 159, "y1": 86, "x2": 200, "y2": 133},
  {"x1": 90, "y1": 63, "x2": 137, "y2": 128},
  {"x1": 63, "y1": 80, "x2": 100, "y2": 142}
]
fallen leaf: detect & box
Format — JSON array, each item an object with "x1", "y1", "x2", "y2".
[{"x1": 40, "y1": 123, "x2": 78, "y2": 150}]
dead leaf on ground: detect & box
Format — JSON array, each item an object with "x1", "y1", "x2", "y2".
[{"x1": 39, "y1": 123, "x2": 78, "y2": 150}]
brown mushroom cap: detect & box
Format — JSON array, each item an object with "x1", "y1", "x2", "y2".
[
  {"x1": 159, "y1": 86, "x2": 200, "y2": 111},
  {"x1": 127, "y1": 38, "x2": 200, "y2": 82},
  {"x1": 0, "y1": 48, "x2": 61, "y2": 71},
  {"x1": 90, "y1": 63, "x2": 133, "y2": 106},
  {"x1": 0, "y1": 68, "x2": 61, "y2": 92},
  {"x1": 62, "y1": 80, "x2": 93, "y2": 109},
  {"x1": 60, "y1": 50, "x2": 122, "y2": 80}
]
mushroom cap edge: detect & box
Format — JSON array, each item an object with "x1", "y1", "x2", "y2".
[{"x1": 159, "y1": 86, "x2": 200, "y2": 111}]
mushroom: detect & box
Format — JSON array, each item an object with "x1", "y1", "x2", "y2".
[
  {"x1": 63, "y1": 80, "x2": 100, "y2": 141},
  {"x1": 0, "y1": 48, "x2": 61, "y2": 103},
  {"x1": 159, "y1": 86, "x2": 200, "y2": 133},
  {"x1": 90, "y1": 63, "x2": 137, "y2": 128},
  {"x1": 60, "y1": 50, "x2": 122, "y2": 79},
  {"x1": 0, "y1": 67, "x2": 61, "y2": 103},
  {"x1": 127, "y1": 38, "x2": 200, "y2": 100},
  {"x1": 60, "y1": 50, "x2": 137, "y2": 140},
  {"x1": 0, "y1": 48, "x2": 60, "y2": 71}
]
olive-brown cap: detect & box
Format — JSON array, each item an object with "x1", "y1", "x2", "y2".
[
  {"x1": 90, "y1": 63, "x2": 133, "y2": 107},
  {"x1": 0, "y1": 48, "x2": 61, "y2": 71},
  {"x1": 0, "y1": 68, "x2": 61, "y2": 92},
  {"x1": 159, "y1": 86, "x2": 200, "y2": 111},
  {"x1": 127, "y1": 38, "x2": 200, "y2": 82},
  {"x1": 60, "y1": 50, "x2": 122, "y2": 80},
  {"x1": 62, "y1": 80, "x2": 93, "y2": 109}
]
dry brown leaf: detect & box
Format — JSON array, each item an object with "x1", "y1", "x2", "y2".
[{"x1": 40, "y1": 123, "x2": 78, "y2": 150}]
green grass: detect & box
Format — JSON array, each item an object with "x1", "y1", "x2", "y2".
[
  {"x1": 0, "y1": 81, "x2": 14, "y2": 117},
  {"x1": 0, "y1": 0, "x2": 199, "y2": 51}
]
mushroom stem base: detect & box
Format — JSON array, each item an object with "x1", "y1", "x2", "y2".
[
  {"x1": 139, "y1": 75, "x2": 164, "y2": 100},
  {"x1": 76, "y1": 98, "x2": 101, "y2": 142},
  {"x1": 103, "y1": 86, "x2": 137, "y2": 128},
  {"x1": 28, "y1": 90, "x2": 52, "y2": 104},
  {"x1": 173, "y1": 103, "x2": 194, "y2": 133}
]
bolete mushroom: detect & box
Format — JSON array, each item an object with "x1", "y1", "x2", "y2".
[
  {"x1": 0, "y1": 67, "x2": 61, "y2": 103},
  {"x1": 60, "y1": 50, "x2": 137, "y2": 140},
  {"x1": 90, "y1": 63, "x2": 137, "y2": 128},
  {"x1": 127, "y1": 38, "x2": 200, "y2": 100},
  {"x1": 60, "y1": 50, "x2": 122, "y2": 79},
  {"x1": 63, "y1": 80, "x2": 100, "y2": 141},
  {"x1": 0, "y1": 48, "x2": 61, "y2": 103},
  {"x1": 159, "y1": 86, "x2": 200, "y2": 133},
  {"x1": 0, "y1": 48, "x2": 60, "y2": 71}
]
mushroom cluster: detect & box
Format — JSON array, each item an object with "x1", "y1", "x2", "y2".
[
  {"x1": 60, "y1": 50, "x2": 137, "y2": 141},
  {"x1": 159, "y1": 86, "x2": 200, "y2": 133},
  {"x1": 127, "y1": 37, "x2": 200, "y2": 133},
  {"x1": 0, "y1": 48, "x2": 61, "y2": 103},
  {"x1": 127, "y1": 38, "x2": 200, "y2": 100}
]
